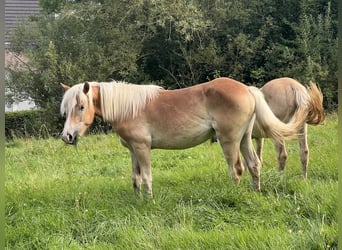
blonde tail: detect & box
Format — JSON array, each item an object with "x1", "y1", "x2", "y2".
[
  {"x1": 248, "y1": 86, "x2": 307, "y2": 142},
  {"x1": 305, "y1": 81, "x2": 325, "y2": 125}
]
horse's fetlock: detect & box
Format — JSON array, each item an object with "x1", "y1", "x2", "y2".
[{"x1": 252, "y1": 177, "x2": 261, "y2": 191}]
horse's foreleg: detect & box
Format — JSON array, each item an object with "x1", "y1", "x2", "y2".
[
  {"x1": 273, "y1": 139, "x2": 287, "y2": 172},
  {"x1": 255, "y1": 137, "x2": 264, "y2": 163},
  {"x1": 132, "y1": 144, "x2": 153, "y2": 197},
  {"x1": 130, "y1": 151, "x2": 142, "y2": 195},
  {"x1": 298, "y1": 124, "x2": 309, "y2": 179}
]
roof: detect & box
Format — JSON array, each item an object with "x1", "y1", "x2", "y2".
[{"x1": 5, "y1": 0, "x2": 41, "y2": 45}]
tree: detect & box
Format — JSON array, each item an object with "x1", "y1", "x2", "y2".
[{"x1": 295, "y1": 1, "x2": 337, "y2": 109}]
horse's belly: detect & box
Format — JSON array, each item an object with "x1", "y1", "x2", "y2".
[{"x1": 150, "y1": 124, "x2": 214, "y2": 149}]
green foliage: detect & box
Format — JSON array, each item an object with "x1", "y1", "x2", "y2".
[
  {"x1": 38, "y1": 0, "x2": 68, "y2": 14},
  {"x1": 5, "y1": 115, "x2": 338, "y2": 249},
  {"x1": 295, "y1": 2, "x2": 338, "y2": 109},
  {"x1": 5, "y1": 110, "x2": 49, "y2": 139},
  {"x1": 5, "y1": 0, "x2": 338, "y2": 119},
  {"x1": 5, "y1": 110, "x2": 111, "y2": 139}
]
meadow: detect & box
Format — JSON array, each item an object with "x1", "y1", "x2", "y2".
[{"x1": 5, "y1": 114, "x2": 338, "y2": 249}]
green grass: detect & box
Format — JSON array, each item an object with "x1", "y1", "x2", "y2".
[{"x1": 5, "y1": 114, "x2": 338, "y2": 249}]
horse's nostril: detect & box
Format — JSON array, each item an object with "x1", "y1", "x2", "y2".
[
  {"x1": 61, "y1": 132, "x2": 76, "y2": 145},
  {"x1": 67, "y1": 133, "x2": 73, "y2": 142}
]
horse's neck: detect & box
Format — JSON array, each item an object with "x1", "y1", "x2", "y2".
[{"x1": 91, "y1": 85, "x2": 103, "y2": 117}]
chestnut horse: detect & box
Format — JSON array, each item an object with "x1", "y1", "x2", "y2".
[
  {"x1": 253, "y1": 77, "x2": 324, "y2": 178},
  {"x1": 60, "y1": 77, "x2": 306, "y2": 196}
]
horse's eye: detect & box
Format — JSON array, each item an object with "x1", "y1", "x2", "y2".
[{"x1": 80, "y1": 105, "x2": 85, "y2": 111}]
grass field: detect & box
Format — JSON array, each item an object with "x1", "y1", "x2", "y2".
[{"x1": 5, "y1": 114, "x2": 337, "y2": 249}]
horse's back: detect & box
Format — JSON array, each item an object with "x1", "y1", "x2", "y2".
[
  {"x1": 203, "y1": 77, "x2": 255, "y2": 111},
  {"x1": 151, "y1": 77, "x2": 254, "y2": 115},
  {"x1": 128, "y1": 78, "x2": 256, "y2": 149},
  {"x1": 262, "y1": 77, "x2": 306, "y2": 94}
]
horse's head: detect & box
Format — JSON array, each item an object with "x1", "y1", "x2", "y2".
[{"x1": 60, "y1": 82, "x2": 95, "y2": 145}]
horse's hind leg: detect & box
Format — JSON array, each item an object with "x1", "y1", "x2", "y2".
[
  {"x1": 298, "y1": 124, "x2": 309, "y2": 178},
  {"x1": 219, "y1": 140, "x2": 244, "y2": 185},
  {"x1": 255, "y1": 137, "x2": 264, "y2": 163},
  {"x1": 241, "y1": 130, "x2": 261, "y2": 191},
  {"x1": 273, "y1": 140, "x2": 287, "y2": 172}
]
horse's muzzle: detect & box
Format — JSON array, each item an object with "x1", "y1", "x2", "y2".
[{"x1": 61, "y1": 132, "x2": 78, "y2": 145}]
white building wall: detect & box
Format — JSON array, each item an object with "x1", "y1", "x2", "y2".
[
  {"x1": 5, "y1": 0, "x2": 40, "y2": 112},
  {"x1": 5, "y1": 100, "x2": 36, "y2": 112}
]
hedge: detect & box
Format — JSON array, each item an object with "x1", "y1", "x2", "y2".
[
  {"x1": 5, "y1": 110, "x2": 112, "y2": 140},
  {"x1": 6, "y1": 110, "x2": 47, "y2": 139}
]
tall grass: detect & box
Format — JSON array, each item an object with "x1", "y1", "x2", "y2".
[{"x1": 5, "y1": 114, "x2": 337, "y2": 249}]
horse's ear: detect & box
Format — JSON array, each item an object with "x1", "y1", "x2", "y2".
[
  {"x1": 60, "y1": 83, "x2": 70, "y2": 91},
  {"x1": 83, "y1": 81, "x2": 90, "y2": 94}
]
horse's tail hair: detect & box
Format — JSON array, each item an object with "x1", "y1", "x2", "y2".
[
  {"x1": 248, "y1": 86, "x2": 307, "y2": 142},
  {"x1": 305, "y1": 81, "x2": 325, "y2": 125}
]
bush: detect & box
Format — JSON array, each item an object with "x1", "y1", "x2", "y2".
[{"x1": 5, "y1": 110, "x2": 48, "y2": 139}]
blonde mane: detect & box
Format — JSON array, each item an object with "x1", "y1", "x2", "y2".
[
  {"x1": 61, "y1": 81, "x2": 162, "y2": 122},
  {"x1": 99, "y1": 81, "x2": 162, "y2": 122}
]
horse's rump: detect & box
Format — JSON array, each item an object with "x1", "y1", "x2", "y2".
[{"x1": 260, "y1": 77, "x2": 324, "y2": 125}]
